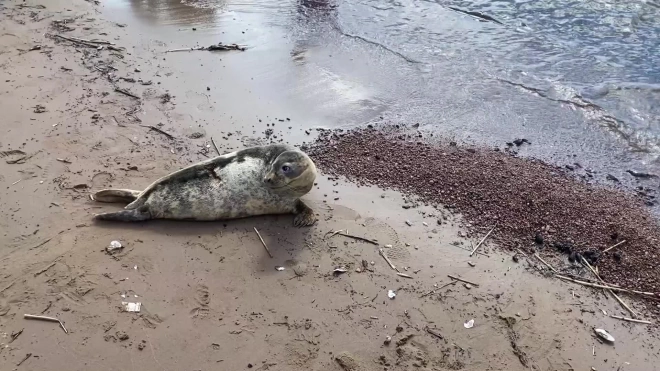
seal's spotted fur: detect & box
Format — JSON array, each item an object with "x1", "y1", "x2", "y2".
[{"x1": 91, "y1": 144, "x2": 317, "y2": 227}]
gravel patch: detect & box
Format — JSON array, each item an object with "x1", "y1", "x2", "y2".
[{"x1": 305, "y1": 126, "x2": 660, "y2": 316}]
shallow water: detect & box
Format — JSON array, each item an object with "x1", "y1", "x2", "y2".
[{"x1": 102, "y1": 0, "x2": 660, "y2": 190}]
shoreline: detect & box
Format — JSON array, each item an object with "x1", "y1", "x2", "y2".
[{"x1": 1, "y1": 0, "x2": 659, "y2": 370}]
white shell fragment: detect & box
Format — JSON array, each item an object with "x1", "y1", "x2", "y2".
[
  {"x1": 464, "y1": 319, "x2": 475, "y2": 329},
  {"x1": 388, "y1": 290, "x2": 396, "y2": 299},
  {"x1": 275, "y1": 266, "x2": 285, "y2": 271},
  {"x1": 123, "y1": 302, "x2": 141, "y2": 312},
  {"x1": 595, "y1": 328, "x2": 615, "y2": 343},
  {"x1": 107, "y1": 240, "x2": 123, "y2": 253},
  {"x1": 333, "y1": 266, "x2": 348, "y2": 274}
]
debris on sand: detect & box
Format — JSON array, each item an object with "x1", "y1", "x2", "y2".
[
  {"x1": 463, "y1": 319, "x2": 474, "y2": 329},
  {"x1": 594, "y1": 328, "x2": 615, "y2": 343},
  {"x1": 106, "y1": 240, "x2": 123, "y2": 253},
  {"x1": 122, "y1": 302, "x2": 141, "y2": 312},
  {"x1": 165, "y1": 43, "x2": 247, "y2": 53},
  {"x1": 24, "y1": 314, "x2": 68, "y2": 334}
]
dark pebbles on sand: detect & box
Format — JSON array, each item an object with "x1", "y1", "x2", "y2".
[{"x1": 305, "y1": 127, "x2": 659, "y2": 314}]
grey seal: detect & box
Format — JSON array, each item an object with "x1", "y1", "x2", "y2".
[{"x1": 91, "y1": 144, "x2": 317, "y2": 227}]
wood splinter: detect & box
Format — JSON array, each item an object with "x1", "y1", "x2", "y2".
[
  {"x1": 253, "y1": 227, "x2": 273, "y2": 258},
  {"x1": 379, "y1": 248, "x2": 399, "y2": 272},
  {"x1": 610, "y1": 315, "x2": 652, "y2": 325},
  {"x1": 447, "y1": 274, "x2": 479, "y2": 287},
  {"x1": 469, "y1": 225, "x2": 495, "y2": 257}
]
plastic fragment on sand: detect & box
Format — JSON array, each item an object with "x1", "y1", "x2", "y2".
[
  {"x1": 595, "y1": 328, "x2": 615, "y2": 342},
  {"x1": 122, "y1": 302, "x2": 141, "y2": 312},
  {"x1": 388, "y1": 290, "x2": 396, "y2": 299},
  {"x1": 464, "y1": 319, "x2": 474, "y2": 329}
]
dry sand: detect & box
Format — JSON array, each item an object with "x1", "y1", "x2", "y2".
[{"x1": 0, "y1": 0, "x2": 659, "y2": 370}]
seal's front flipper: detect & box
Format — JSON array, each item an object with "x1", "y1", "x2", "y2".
[
  {"x1": 91, "y1": 189, "x2": 141, "y2": 203},
  {"x1": 93, "y1": 207, "x2": 151, "y2": 222},
  {"x1": 293, "y1": 199, "x2": 316, "y2": 227}
]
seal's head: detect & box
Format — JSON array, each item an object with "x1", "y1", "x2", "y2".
[{"x1": 264, "y1": 150, "x2": 317, "y2": 196}]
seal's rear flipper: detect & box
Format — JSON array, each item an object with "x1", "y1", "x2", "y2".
[
  {"x1": 90, "y1": 189, "x2": 141, "y2": 203},
  {"x1": 94, "y1": 209, "x2": 151, "y2": 222}
]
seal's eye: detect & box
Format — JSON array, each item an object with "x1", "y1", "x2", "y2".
[{"x1": 282, "y1": 165, "x2": 291, "y2": 172}]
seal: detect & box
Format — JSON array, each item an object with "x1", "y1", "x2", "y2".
[{"x1": 90, "y1": 144, "x2": 317, "y2": 227}]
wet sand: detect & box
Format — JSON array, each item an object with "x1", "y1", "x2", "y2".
[{"x1": 0, "y1": 1, "x2": 659, "y2": 371}]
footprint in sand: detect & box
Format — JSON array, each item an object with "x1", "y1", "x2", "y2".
[{"x1": 190, "y1": 283, "x2": 210, "y2": 318}]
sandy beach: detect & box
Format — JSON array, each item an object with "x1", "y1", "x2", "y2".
[{"x1": 1, "y1": 0, "x2": 659, "y2": 370}]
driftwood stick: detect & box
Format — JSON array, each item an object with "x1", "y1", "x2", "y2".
[
  {"x1": 469, "y1": 226, "x2": 495, "y2": 256},
  {"x1": 603, "y1": 240, "x2": 627, "y2": 253},
  {"x1": 253, "y1": 227, "x2": 273, "y2": 258},
  {"x1": 52, "y1": 34, "x2": 98, "y2": 48},
  {"x1": 165, "y1": 47, "x2": 207, "y2": 53},
  {"x1": 17, "y1": 353, "x2": 32, "y2": 367},
  {"x1": 561, "y1": 273, "x2": 658, "y2": 299},
  {"x1": 556, "y1": 275, "x2": 627, "y2": 292},
  {"x1": 211, "y1": 137, "x2": 220, "y2": 155},
  {"x1": 141, "y1": 125, "x2": 175, "y2": 139},
  {"x1": 447, "y1": 274, "x2": 479, "y2": 287},
  {"x1": 114, "y1": 87, "x2": 141, "y2": 100},
  {"x1": 379, "y1": 248, "x2": 399, "y2": 272},
  {"x1": 67, "y1": 35, "x2": 115, "y2": 45},
  {"x1": 610, "y1": 315, "x2": 652, "y2": 324},
  {"x1": 324, "y1": 229, "x2": 345, "y2": 240},
  {"x1": 378, "y1": 248, "x2": 399, "y2": 272},
  {"x1": 534, "y1": 253, "x2": 558, "y2": 273},
  {"x1": 425, "y1": 327, "x2": 443, "y2": 339},
  {"x1": 396, "y1": 272, "x2": 413, "y2": 279},
  {"x1": 337, "y1": 232, "x2": 378, "y2": 245},
  {"x1": 581, "y1": 257, "x2": 637, "y2": 318}
]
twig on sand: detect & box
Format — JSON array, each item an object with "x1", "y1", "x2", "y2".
[
  {"x1": 397, "y1": 272, "x2": 413, "y2": 279},
  {"x1": 52, "y1": 34, "x2": 98, "y2": 48},
  {"x1": 324, "y1": 229, "x2": 345, "y2": 240},
  {"x1": 24, "y1": 314, "x2": 68, "y2": 334},
  {"x1": 165, "y1": 43, "x2": 247, "y2": 53},
  {"x1": 211, "y1": 137, "x2": 220, "y2": 155},
  {"x1": 253, "y1": 227, "x2": 273, "y2": 258},
  {"x1": 469, "y1": 226, "x2": 495, "y2": 256},
  {"x1": 425, "y1": 326, "x2": 444, "y2": 339},
  {"x1": 555, "y1": 275, "x2": 639, "y2": 294},
  {"x1": 447, "y1": 274, "x2": 479, "y2": 287},
  {"x1": 30, "y1": 237, "x2": 53, "y2": 250},
  {"x1": 17, "y1": 353, "x2": 32, "y2": 367},
  {"x1": 10, "y1": 328, "x2": 24, "y2": 343},
  {"x1": 34, "y1": 261, "x2": 58, "y2": 277},
  {"x1": 420, "y1": 281, "x2": 457, "y2": 297},
  {"x1": 581, "y1": 257, "x2": 637, "y2": 318},
  {"x1": 0, "y1": 281, "x2": 16, "y2": 294},
  {"x1": 336, "y1": 232, "x2": 378, "y2": 245},
  {"x1": 610, "y1": 315, "x2": 652, "y2": 325},
  {"x1": 603, "y1": 240, "x2": 626, "y2": 253},
  {"x1": 379, "y1": 248, "x2": 399, "y2": 272},
  {"x1": 141, "y1": 125, "x2": 176, "y2": 140},
  {"x1": 114, "y1": 87, "x2": 141, "y2": 100},
  {"x1": 51, "y1": 34, "x2": 123, "y2": 51},
  {"x1": 452, "y1": 243, "x2": 489, "y2": 257},
  {"x1": 534, "y1": 253, "x2": 558, "y2": 273}
]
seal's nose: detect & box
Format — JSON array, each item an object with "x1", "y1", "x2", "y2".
[{"x1": 264, "y1": 176, "x2": 272, "y2": 183}]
